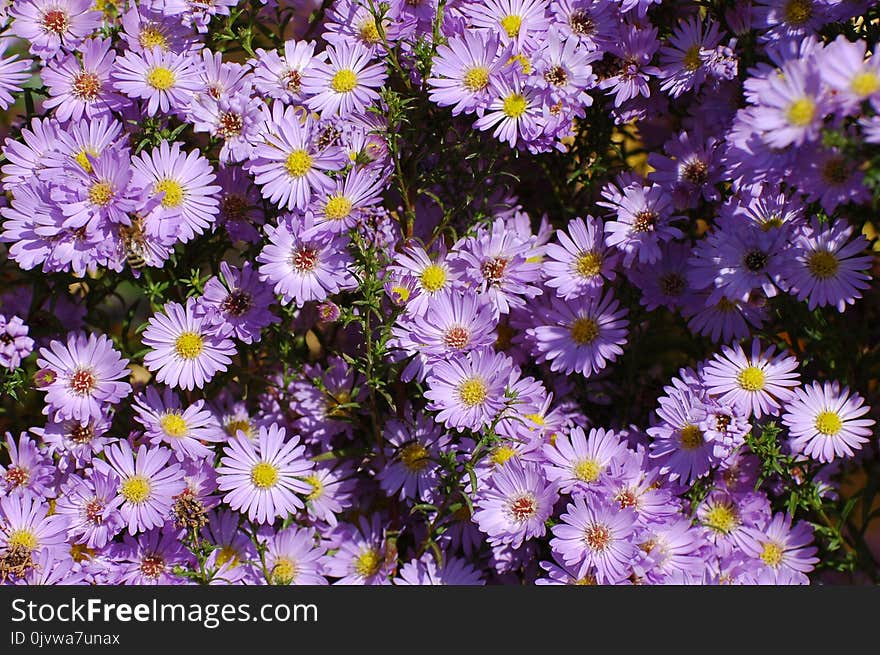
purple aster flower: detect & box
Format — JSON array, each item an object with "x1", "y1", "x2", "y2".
[
  {"x1": 0, "y1": 315, "x2": 34, "y2": 369},
  {"x1": 132, "y1": 386, "x2": 223, "y2": 461},
  {"x1": 749, "y1": 57, "x2": 830, "y2": 148},
  {"x1": 657, "y1": 16, "x2": 725, "y2": 99},
  {"x1": 119, "y1": 5, "x2": 197, "y2": 55},
  {"x1": 108, "y1": 528, "x2": 194, "y2": 584},
  {"x1": 473, "y1": 77, "x2": 543, "y2": 148},
  {"x1": 36, "y1": 415, "x2": 112, "y2": 467},
  {"x1": 36, "y1": 332, "x2": 131, "y2": 425},
  {"x1": 601, "y1": 449, "x2": 681, "y2": 525},
  {"x1": 261, "y1": 525, "x2": 327, "y2": 585},
  {"x1": 201, "y1": 509, "x2": 258, "y2": 585},
  {"x1": 782, "y1": 381, "x2": 875, "y2": 463},
  {"x1": 739, "y1": 512, "x2": 818, "y2": 582},
  {"x1": 0, "y1": 39, "x2": 32, "y2": 110},
  {"x1": 163, "y1": 0, "x2": 238, "y2": 33},
  {"x1": 216, "y1": 423, "x2": 313, "y2": 524},
  {"x1": 39, "y1": 114, "x2": 122, "y2": 179},
  {"x1": 682, "y1": 291, "x2": 768, "y2": 344},
  {"x1": 41, "y1": 37, "x2": 123, "y2": 122},
  {"x1": 466, "y1": 0, "x2": 549, "y2": 48},
  {"x1": 388, "y1": 243, "x2": 459, "y2": 314},
  {"x1": 428, "y1": 30, "x2": 505, "y2": 116},
  {"x1": 142, "y1": 298, "x2": 236, "y2": 391},
  {"x1": 289, "y1": 356, "x2": 367, "y2": 445},
  {"x1": 648, "y1": 128, "x2": 722, "y2": 209},
  {"x1": 534, "y1": 29, "x2": 597, "y2": 107},
  {"x1": 0, "y1": 495, "x2": 68, "y2": 557},
  {"x1": 752, "y1": 0, "x2": 830, "y2": 42},
  {"x1": 214, "y1": 165, "x2": 263, "y2": 243},
  {"x1": 251, "y1": 39, "x2": 317, "y2": 103},
  {"x1": 697, "y1": 490, "x2": 770, "y2": 555},
  {"x1": 302, "y1": 42, "x2": 387, "y2": 118},
  {"x1": 190, "y1": 92, "x2": 262, "y2": 164},
  {"x1": 302, "y1": 463, "x2": 354, "y2": 528},
  {"x1": 597, "y1": 25, "x2": 660, "y2": 107},
  {"x1": 112, "y1": 47, "x2": 202, "y2": 117},
  {"x1": 424, "y1": 347, "x2": 514, "y2": 432},
  {"x1": 543, "y1": 215, "x2": 618, "y2": 300},
  {"x1": 820, "y1": 34, "x2": 880, "y2": 113},
  {"x1": 95, "y1": 441, "x2": 185, "y2": 535},
  {"x1": 550, "y1": 0, "x2": 618, "y2": 50},
  {"x1": 377, "y1": 413, "x2": 449, "y2": 502},
  {"x1": 1, "y1": 116, "x2": 61, "y2": 188},
  {"x1": 257, "y1": 212, "x2": 357, "y2": 307},
  {"x1": 196, "y1": 261, "x2": 279, "y2": 344},
  {"x1": 0, "y1": 433, "x2": 53, "y2": 500},
  {"x1": 628, "y1": 240, "x2": 692, "y2": 312},
  {"x1": 701, "y1": 339, "x2": 800, "y2": 419},
  {"x1": 472, "y1": 458, "x2": 558, "y2": 548},
  {"x1": 394, "y1": 554, "x2": 485, "y2": 585},
  {"x1": 9, "y1": 0, "x2": 101, "y2": 60},
  {"x1": 54, "y1": 470, "x2": 124, "y2": 549},
  {"x1": 599, "y1": 178, "x2": 683, "y2": 266},
  {"x1": 550, "y1": 496, "x2": 639, "y2": 584},
  {"x1": 310, "y1": 166, "x2": 384, "y2": 235},
  {"x1": 798, "y1": 145, "x2": 871, "y2": 213},
  {"x1": 542, "y1": 426, "x2": 627, "y2": 494},
  {"x1": 130, "y1": 140, "x2": 221, "y2": 244},
  {"x1": 323, "y1": 515, "x2": 394, "y2": 585},
  {"x1": 782, "y1": 218, "x2": 872, "y2": 312},
  {"x1": 248, "y1": 103, "x2": 343, "y2": 212},
  {"x1": 536, "y1": 552, "x2": 599, "y2": 585},
  {"x1": 16, "y1": 549, "x2": 88, "y2": 585},
  {"x1": 527, "y1": 291, "x2": 628, "y2": 377}
]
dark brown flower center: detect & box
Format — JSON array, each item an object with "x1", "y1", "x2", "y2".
[
  {"x1": 443, "y1": 326, "x2": 471, "y2": 350},
  {"x1": 481, "y1": 257, "x2": 508, "y2": 285},
  {"x1": 139, "y1": 554, "x2": 165, "y2": 579},
  {"x1": 72, "y1": 72, "x2": 101, "y2": 101},
  {"x1": 220, "y1": 290, "x2": 252, "y2": 316},
  {"x1": 743, "y1": 249, "x2": 767, "y2": 272},
  {"x1": 632, "y1": 210, "x2": 658, "y2": 232},
  {"x1": 69, "y1": 368, "x2": 97, "y2": 396},
  {"x1": 41, "y1": 9, "x2": 69, "y2": 33},
  {"x1": 292, "y1": 247, "x2": 318, "y2": 272},
  {"x1": 217, "y1": 112, "x2": 243, "y2": 138}
]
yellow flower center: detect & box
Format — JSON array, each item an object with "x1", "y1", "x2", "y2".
[
  {"x1": 225, "y1": 418, "x2": 254, "y2": 439},
  {"x1": 570, "y1": 317, "x2": 599, "y2": 345},
  {"x1": 502, "y1": 92, "x2": 527, "y2": 118},
  {"x1": 400, "y1": 443, "x2": 430, "y2": 471},
  {"x1": 458, "y1": 377, "x2": 488, "y2": 407},
  {"x1": 490, "y1": 445, "x2": 517, "y2": 466},
  {"x1": 271, "y1": 557, "x2": 299, "y2": 584},
  {"x1": 737, "y1": 366, "x2": 765, "y2": 392},
  {"x1": 160, "y1": 412, "x2": 188, "y2": 438},
  {"x1": 215, "y1": 545, "x2": 239, "y2": 569},
  {"x1": 155, "y1": 178, "x2": 184, "y2": 208},
  {"x1": 330, "y1": 69, "x2": 358, "y2": 93},
  {"x1": 462, "y1": 66, "x2": 490, "y2": 92},
  {"x1": 680, "y1": 424, "x2": 705, "y2": 450},
  {"x1": 70, "y1": 543, "x2": 95, "y2": 562},
  {"x1": 814, "y1": 410, "x2": 843, "y2": 436},
  {"x1": 120, "y1": 475, "x2": 152, "y2": 504},
  {"x1": 783, "y1": 0, "x2": 813, "y2": 25},
  {"x1": 174, "y1": 331, "x2": 204, "y2": 359},
  {"x1": 284, "y1": 149, "x2": 312, "y2": 178},
  {"x1": 250, "y1": 462, "x2": 279, "y2": 489},
  {"x1": 851, "y1": 71, "x2": 880, "y2": 97},
  {"x1": 507, "y1": 53, "x2": 531, "y2": 75},
  {"x1": 703, "y1": 503, "x2": 738, "y2": 534},
  {"x1": 304, "y1": 474, "x2": 324, "y2": 501},
  {"x1": 88, "y1": 181, "x2": 114, "y2": 207},
  {"x1": 146, "y1": 66, "x2": 176, "y2": 90},
  {"x1": 419, "y1": 264, "x2": 447, "y2": 292},
  {"x1": 7, "y1": 529, "x2": 38, "y2": 550},
  {"x1": 358, "y1": 18, "x2": 381, "y2": 44},
  {"x1": 525, "y1": 413, "x2": 545, "y2": 428},
  {"x1": 573, "y1": 459, "x2": 601, "y2": 482},
  {"x1": 354, "y1": 548, "x2": 382, "y2": 578},
  {"x1": 760, "y1": 542, "x2": 784, "y2": 567},
  {"x1": 139, "y1": 27, "x2": 168, "y2": 51},
  {"x1": 324, "y1": 195, "x2": 353, "y2": 221},
  {"x1": 390, "y1": 285, "x2": 411, "y2": 303},
  {"x1": 575, "y1": 251, "x2": 603, "y2": 278},
  {"x1": 74, "y1": 148, "x2": 98, "y2": 172},
  {"x1": 806, "y1": 250, "x2": 839, "y2": 280},
  {"x1": 500, "y1": 14, "x2": 522, "y2": 37},
  {"x1": 786, "y1": 98, "x2": 816, "y2": 127},
  {"x1": 683, "y1": 45, "x2": 702, "y2": 72}
]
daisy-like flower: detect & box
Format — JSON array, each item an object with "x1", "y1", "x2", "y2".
[
  {"x1": 257, "y1": 212, "x2": 357, "y2": 307},
  {"x1": 820, "y1": 35, "x2": 880, "y2": 112},
  {"x1": 0, "y1": 40, "x2": 32, "y2": 110},
  {"x1": 201, "y1": 509, "x2": 258, "y2": 585},
  {"x1": 0, "y1": 495, "x2": 68, "y2": 557},
  {"x1": 302, "y1": 41, "x2": 387, "y2": 118},
  {"x1": 543, "y1": 215, "x2": 617, "y2": 300},
  {"x1": 527, "y1": 292, "x2": 628, "y2": 377},
  {"x1": 41, "y1": 37, "x2": 123, "y2": 122},
  {"x1": 54, "y1": 470, "x2": 124, "y2": 549},
  {"x1": 36, "y1": 415, "x2": 111, "y2": 467},
  {"x1": 542, "y1": 426, "x2": 627, "y2": 494},
  {"x1": 782, "y1": 218, "x2": 872, "y2": 312},
  {"x1": 133, "y1": 386, "x2": 223, "y2": 461},
  {"x1": 0, "y1": 315, "x2": 34, "y2": 369},
  {"x1": 302, "y1": 463, "x2": 354, "y2": 527},
  {"x1": 550, "y1": 496, "x2": 640, "y2": 584},
  {"x1": 473, "y1": 77, "x2": 542, "y2": 148},
  {"x1": 189, "y1": 92, "x2": 262, "y2": 165},
  {"x1": 10, "y1": 0, "x2": 101, "y2": 60},
  {"x1": 696, "y1": 490, "x2": 769, "y2": 554},
  {"x1": 261, "y1": 525, "x2": 327, "y2": 585},
  {"x1": 657, "y1": 16, "x2": 725, "y2": 98},
  {"x1": 310, "y1": 166, "x2": 384, "y2": 235},
  {"x1": 428, "y1": 30, "x2": 505, "y2": 116},
  {"x1": 389, "y1": 243, "x2": 459, "y2": 314},
  {"x1": 248, "y1": 102, "x2": 344, "y2": 212},
  {"x1": 130, "y1": 140, "x2": 221, "y2": 244},
  {"x1": 701, "y1": 339, "x2": 800, "y2": 419},
  {"x1": 0, "y1": 433, "x2": 54, "y2": 499},
  {"x1": 95, "y1": 441, "x2": 185, "y2": 535},
  {"x1": 466, "y1": 0, "x2": 549, "y2": 48},
  {"x1": 739, "y1": 512, "x2": 818, "y2": 583},
  {"x1": 472, "y1": 458, "x2": 558, "y2": 548},
  {"x1": 404, "y1": 289, "x2": 497, "y2": 362},
  {"x1": 323, "y1": 515, "x2": 394, "y2": 585},
  {"x1": 141, "y1": 298, "x2": 237, "y2": 391},
  {"x1": 424, "y1": 348, "x2": 514, "y2": 432},
  {"x1": 216, "y1": 423, "x2": 313, "y2": 524},
  {"x1": 251, "y1": 39, "x2": 317, "y2": 103},
  {"x1": 196, "y1": 261, "x2": 279, "y2": 344},
  {"x1": 394, "y1": 554, "x2": 485, "y2": 585},
  {"x1": 108, "y1": 528, "x2": 194, "y2": 585},
  {"x1": 683, "y1": 292, "x2": 768, "y2": 344},
  {"x1": 782, "y1": 381, "x2": 875, "y2": 463},
  {"x1": 112, "y1": 46, "x2": 201, "y2": 116},
  {"x1": 377, "y1": 414, "x2": 449, "y2": 502},
  {"x1": 118, "y1": 5, "x2": 197, "y2": 55},
  {"x1": 36, "y1": 332, "x2": 131, "y2": 425}
]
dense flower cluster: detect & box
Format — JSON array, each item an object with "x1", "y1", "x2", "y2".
[{"x1": 0, "y1": 0, "x2": 878, "y2": 586}]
